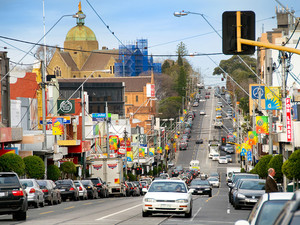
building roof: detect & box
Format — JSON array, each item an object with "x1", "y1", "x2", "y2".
[
  {"x1": 65, "y1": 25, "x2": 97, "y2": 41},
  {"x1": 81, "y1": 50, "x2": 119, "y2": 71},
  {"x1": 58, "y1": 76, "x2": 153, "y2": 92},
  {"x1": 60, "y1": 52, "x2": 79, "y2": 71}
]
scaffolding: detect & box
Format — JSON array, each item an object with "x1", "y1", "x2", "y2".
[{"x1": 115, "y1": 39, "x2": 161, "y2": 77}]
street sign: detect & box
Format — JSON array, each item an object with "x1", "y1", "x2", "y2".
[
  {"x1": 251, "y1": 86, "x2": 265, "y2": 99},
  {"x1": 92, "y1": 113, "x2": 111, "y2": 121},
  {"x1": 247, "y1": 156, "x2": 252, "y2": 161},
  {"x1": 40, "y1": 116, "x2": 71, "y2": 125}
]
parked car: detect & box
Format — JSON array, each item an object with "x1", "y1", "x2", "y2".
[
  {"x1": 232, "y1": 179, "x2": 266, "y2": 209},
  {"x1": 20, "y1": 179, "x2": 45, "y2": 208},
  {"x1": 80, "y1": 180, "x2": 98, "y2": 199},
  {"x1": 90, "y1": 177, "x2": 109, "y2": 198},
  {"x1": 196, "y1": 139, "x2": 203, "y2": 144},
  {"x1": 207, "y1": 177, "x2": 220, "y2": 188},
  {"x1": 226, "y1": 155, "x2": 233, "y2": 163},
  {"x1": 0, "y1": 172, "x2": 28, "y2": 221},
  {"x1": 235, "y1": 192, "x2": 294, "y2": 225},
  {"x1": 132, "y1": 182, "x2": 141, "y2": 196},
  {"x1": 74, "y1": 180, "x2": 88, "y2": 200},
  {"x1": 37, "y1": 180, "x2": 62, "y2": 205},
  {"x1": 142, "y1": 180, "x2": 192, "y2": 218},
  {"x1": 189, "y1": 179, "x2": 212, "y2": 197},
  {"x1": 133, "y1": 181, "x2": 143, "y2": 195},
  {"x1": 55, "y1": 179, "x2": 79, "y2": 201},
  {"x1": 193, "y1": 102, "x2": 199, "y2": 107}
]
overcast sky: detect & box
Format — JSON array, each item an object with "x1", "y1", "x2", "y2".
[{"x1": 1, "y1": 0, "x2": 299, "y2": 86}]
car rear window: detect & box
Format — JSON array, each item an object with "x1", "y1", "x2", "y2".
[
  {"x1": 81, "y1": 180, "x2": 92, "y2": 185},
  {"x1": 191, "y1": 180, "x2": 210, "y2": 185},
  {"x1": 239, "y1": 180, "x2": 265, "y2": 190},
  {"x1": 21, "y1": 180, "x2": 34, "y2": 187},
  {"x1": 0, "y1": 174, "x2": 19, "y2": 185}
]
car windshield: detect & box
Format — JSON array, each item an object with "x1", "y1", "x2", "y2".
[
  {"x1": 81, "y1": 180, "x2": 92, "y2": 185},
  {"x1": 148, "y1": 182, "x2": 187, "y2": 193},
  {"x1": 233, "y1": 174, "x2": 259, "y2": 183},
  {"x1": 256, "y1": 200, "x2": 289, "y2": 225},
  {"x1": 210, "y1": 173, "x2": 219, "y2": 177},
  {"x1": 191, "y1": 180, "x2": 210, "y2": 185},
  {"x1": 208, "y1": 177, "x2": 218, "y2": 181},
  {"x1": 220, "y1": 157, "x2": 226, "y2": 159},
  {"x1": 239, "y1": 180, "x2": 265, "y2": 190}
]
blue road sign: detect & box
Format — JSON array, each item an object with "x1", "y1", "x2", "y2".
[{"x1": 251, "y1": 86, "x2": 265, "y2": 99}]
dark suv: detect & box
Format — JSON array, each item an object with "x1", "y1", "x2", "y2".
[
  {"x1": 90, "y1": 177, "x2": 109, "y2": 198},
  {"x1": 0, "y1": 172, "x2": 28, "y2": 220},
  {"x1": 55, "y1": 179, "x2": 79, "y2": 201}
]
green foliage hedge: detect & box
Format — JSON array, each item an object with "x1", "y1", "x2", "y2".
[
  {"x1": 0, "y1": 153, "x2": 25, "y2": 176},
  {"x1": 47, "y1": 164, "x2": 61, "y2": 180},
  {"x1": 23, "y1": 155, "x2": 45, "y2": 179}
]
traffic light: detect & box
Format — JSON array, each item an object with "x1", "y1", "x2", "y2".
[
  {"x1": 222, "y1": 11, "x2": 255, "y2": 55},
  {"x1": 221, "y1": 137, "x2": 226, "y2": 146},
  {"x1": 171, "y1": 138, "x2": 174, "y2": 143}
]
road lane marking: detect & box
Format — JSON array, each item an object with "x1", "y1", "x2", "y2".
[
  {"x1": 95, "y1": 203, "x2": 142, "y2": 221},
  {"x1": 40, "y1": 211, "x2": 54, "y2": 215},
  {"x1": 64, "y1": 206, "x2": 75, "y2": 210},
  {"x1": 83, "y1": 202, "x2": 92, "y2": 205},
  {"x1": 190, "y1": 207, "x2": 202, "y2": 221}
]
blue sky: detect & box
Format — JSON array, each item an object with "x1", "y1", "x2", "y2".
[{"x1": 1, "y1": 0, "x2": 299, "y2": 86}]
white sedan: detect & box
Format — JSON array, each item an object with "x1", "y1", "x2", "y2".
[
  {"x1": 207, "y1": 177, "x2": 220, "y2": 188},
  {"x1": 218, "y1": 156, "x2": 228, "y2": 164},
  {"x1": 142, "y1": 180, "x2": 193, "y2": 218}
]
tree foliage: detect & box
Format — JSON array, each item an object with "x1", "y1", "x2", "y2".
[
  {"x1": 176, "y1": 66, "x2": 187, "y2": 97},
  {"x1": 35, "y1": 45, "x2": 56, "y2": 67},
  {"x1": 254, "y1": 154, "x2": 273, "y2": 178},
  {"x1": 282, "y1": 150, "x2": 300, "y2": 180},
  {"x1": 60, "y1": 161, "x2": 76, "y2": 178},
  {"x1": 158, "y1": 96, "x2": 182, "y2": 119},
  {"x1": 268, "y1": 154, "x2": 283, "y2": 183},
  {"x1": 23, "y1": 155, "x2": 45, "y2": 179},
  {"x1": 0, "y1": 153, "x2": 25, "y2": 176},
  {"x1": 47, "y1": 164, "x2": 61, "y2": 181}
]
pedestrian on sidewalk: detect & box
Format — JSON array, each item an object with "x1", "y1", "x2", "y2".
[{"x1": 265, "y1": 168, "x2": 278, "y2": 193}]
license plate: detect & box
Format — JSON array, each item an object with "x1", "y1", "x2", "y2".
[
  {"x1": 60, "y1": 189, "x2": 65, "y2": 192},
  {"x1": 249, "y1": 199, "x2": 257, "y2": 203},
  {"x1": 160, "y1": 204, "x2": 171, "y2": 208},
  {"x1": 198, "y1": 190, "x2": 203, "y2": 193},
  {"x1": 0, "y1": 192, "x2": 6, "y2": 197}
]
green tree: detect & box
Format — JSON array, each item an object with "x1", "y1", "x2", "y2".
[
  {"x1": 161, "y1": 60, "x2": 171, "y2": 74},
  {"x1": 158, "y1": 96, "x2": 182, "y2": 119},
  {"x1": 60, "y1": 161, "x2": 76, "y2": 178},
  {"x1": 176, "y1": 42, "x2": 188, "y2": 67},
  {"x1": 254, "y1": 155, "x2": 273, "y2": 178},
  {"x1": 282, "y1": 150, "x2": 300, "y2": 180},
  {"x1": 0, "y1": 153, "x2": 25, "y2": 176},
  {"x1": 47, "y1": 164, "x2": 61, "y2": 180},
  {"x1": 176, "y1": 66, "x2": 187, "y2": 97},
  {"x1": 268, "y1": 154, "x2": 283, "y2": 183},
  {"x1": 23, "y1": 155, "x2": 45, "y2": 179}
]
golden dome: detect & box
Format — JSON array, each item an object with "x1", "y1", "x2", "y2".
[{"x1": 65, "y1": 25, "x2": 97, "y2": 41}]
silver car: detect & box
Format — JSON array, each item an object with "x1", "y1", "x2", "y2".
[
  {"x1": 20, "y1": 179, "x2": 45, "y2": 208},
  {"x1": 74, "y1": 180, "x2": 88, "y2": 200}
]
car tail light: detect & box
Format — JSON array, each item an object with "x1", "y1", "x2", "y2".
[
  {"x1": 79, "y1": 187, "x2": 83, "y2": 191},
  {"x1": 29, "y1": 188, "x2": 36, "y2": 193},
  {"x1": 131, "y1": 187, "x2": 133, "y2": 189},
  {"x1": 42, "y1": 189, "x2": 48, "y2": 193},
  {"x1": 12, "y1": 189, "x2": 24, "y2": 196},
  {"x1": 97, "y1": 183, "x2": 102, "y2": 187},
  {"x1": 69, "y1": 187, "x2": 75, "y2": 191}
]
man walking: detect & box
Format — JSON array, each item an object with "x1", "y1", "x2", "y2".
[{"x1": 265, "y1": 168, "x2": 278, "y2": 193}]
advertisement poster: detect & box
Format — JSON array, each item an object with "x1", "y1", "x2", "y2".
[{"x1": 52, "y1": 117, "x2": 64, "y2": 135}]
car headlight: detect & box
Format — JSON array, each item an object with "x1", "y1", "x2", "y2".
[
  {"x1": 144, "y1": 198, "x2": 156, "y2": 202},
  {"x1": 237, "y1": 193, "x2": 246, "y2": 199},
  {"x1": 205, "y1": 188, "x2": 211, "y2": 190},
  {"x1": 176, "y1": 199, "x2": 188, "y2": 203}
]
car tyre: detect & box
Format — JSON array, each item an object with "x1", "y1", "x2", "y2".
[
  {"x1": 142, "y1": 211, "x2": 149, "y2": 217},
  {"x1": 13, "y1": 211, "x2": 27, "y2": 221},
  {"x1": 185, "y1": 207, "x2": 192, "y2": 218},
  {"x1": 40, "y1": 200, "x2": 45, "y2": 207},
  {"x1": 209, "y1": 192, "x2": 212, "y2": 197},
  {"x1": 234, "y1": 202, "x2": 240, "y2": 210},
  {"x1": 34, "y1": 200, "x2": 39, "y2": 208},
  {"x1": 49, "y1": 197, "x2": 54, "y2": 206}
]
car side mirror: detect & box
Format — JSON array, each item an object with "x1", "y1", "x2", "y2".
[{"x1": 22, "y1": 184, "x2": 27, "y2": 189}]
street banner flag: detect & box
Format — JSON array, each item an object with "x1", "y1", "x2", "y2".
[
  {"x1": 256, "y1": 116, "x2": 269, "y2": 134},
  {"x1": 149, "y1": 148, "x2": 155, "y2": 156},
  {"x1": 236, "y1": 144, "x2": 241, "y2": 153},
  {"x1": 109, "y1": 135, "x2": 119, "y2": 151},
  {"x1": 184, "y1": 109, "x2": 187, "y2": 115},
  {"x1": 248, "y1": 131, "x2": 258, "y2": 145},
  {"x1": 233, "y1": 132, "x2": 237, "y2": 138},
  {"x1": 265, "y1": 86, "x2": 282, "y2": 110},
  {"x1": 157, "y1": 147, "x2": 162, "y2": 154},
  {"x1": 139, "y1": 147, "x2": 145, "y2": 157},
  {"x1": 127, "y1": 151, "x2": 133, "y2": 162},
  {"x1": 52, "y1": 117, "x2": 64, "y2": 135}
]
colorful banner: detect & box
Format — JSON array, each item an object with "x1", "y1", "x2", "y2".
[
  {"x1": 109, "y1": 135, "x2": 119, "y2": 151},
  {"x1": 236, "y1": 144, "x2": 241, "y2": 153},
  {"x1": 248, "y1": 131, "x2": 258, "y2": 145},
  {"x1": 127, "y1": 152, "x2": 133, "y2": 162},
  {"x1": 52, "y1": 117, "x2": 64, "y2": 135},
  {"x1": 149, "y1": 147, "x2": 155, "y2": 156},
  {"x1": 256, "y1": 116, "x2": 269, "y2": 134},
  {"x1": 157, "y1": 147, "x2": 162, "y2": 154},
  {"x1": 139, "y1": 147, "x2": 145, "y2": 157},
  {"x1": 265, "y1": 86, "x2": 281, "y2": 110}
]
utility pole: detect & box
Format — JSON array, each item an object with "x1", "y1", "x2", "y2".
[
  {"x1": 104, "y1": 101, "x2": 109, "y2": 183},
  {"x1": 124, "y1": 128, "x2": 128, "y2": 174},
  {"x1": 81, "y1": 85, "x2": 86, "y2": 179},
  {"x1": 41, "y1": 60, "x2": 47, "y2": 179}
]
